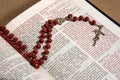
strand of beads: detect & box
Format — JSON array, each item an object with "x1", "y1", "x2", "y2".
[
  {"x1": 27, "y1": 19, "x2": 59, "y2": 68},
  {"x1": 0, "y1": 14, "x2": 104, "y2": 69},
  {"x1": 0, "y1": 26, "x2": 27, "y2": 53},
  {"x1": 0, "y1": 19, "x2": 59, "y2": 69}
]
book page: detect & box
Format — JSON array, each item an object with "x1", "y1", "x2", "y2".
[
  {"x1": 6, "y1": 0, "x2": 120, "y2": 80},
  {"x1": 0, "y1": 36, "x2": 47, "y2": 80}
]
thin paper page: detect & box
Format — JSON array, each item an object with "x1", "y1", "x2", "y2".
[
  {"x1": 0, "y1": 36, "x2": 45, "y2": 80},
  {"x1": 43, "y1": 32, "x2": 117, "y2": 80},
  {"x1": 5, "y1": 0, "x2": 120, "y2": 80}
]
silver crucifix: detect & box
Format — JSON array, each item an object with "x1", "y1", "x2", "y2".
[{"x1": 93, "y1": 25, "x2": 105, "y2": 46}]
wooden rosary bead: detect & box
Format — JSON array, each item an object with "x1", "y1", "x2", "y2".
[
  {"x1": 10, "y1": 41, "x2": 15, "y2": 46},
  {"x1": 42, "y1": 55, "x2": 48, "y2": 60},
  {"x1": 45, "y1": 43, "x2": 51, "y2": 49},
  {"x1": 32, "y1": 59, "x2": 39, "y2": 64},
  {"x1": 14, "y1": 45, "x2": 20, "y2": 50},
  {"x1": 32, "y1": 59, "x2": 40, "y2": 69},
  {"x1": 44, "y1": 22, "x2": 49, "y2": 27},
  {"x1": 91, "y1": 20, "x2": 96, "y2": 25},
  {"x1": 39, "y1": 59, "x2": 44, "y2": 65},
  {"x1": 8, "y1": 33, "x2": 14, "y2": 39},
  {"x1": 84, "y1": 16, "x2": 89, "y2": 22},
  {"x1": 48, "y1": 20, "x2": 53, "y2": 24},
  {"x1": 23, "y1": 53, "x2": 28, "y2": 58},
  {"x1": 79, "y1": 15, "x2": 84, "y2": 21},
  {"x1": 13, "y1": 37, "x2": 18, "y2": 42},
  {"x1": 47, "y1": 38, "x2": 52, "y2": 43},
  {"x1": 21, "y1": 45, "x2": 27, "y2": 50},
  {"x1": 39, "y1": 38, "x2": 44, "y2": 43},
  {"x1": 53, "y1": 20, "x2": 58, "y2": 25},
  {"x1": 18, "y1": 49, "x2": 23, "y2": 54},
  {"x1": 40, "y1": 33, "x2": 46, "y2": 38},
  {"x1": 47, "y1": 28, "x2": 52, "y2": 32},
  {"x1": 47, "y1": 33, "x2": 52, "y2": 38},
  {"x1": 3, "y1": 29, "x2": 9, "y2": 35},
  {"x1": 1, "y1": 34, "x2": 7, "y2": 39},
  {"x1": 28, "y1": 53, "x2": 33, "y2": 58},
  {"x1": 44, "y1": 49, "x2": 49, "y2": 54},
  {"x1": 33, "y1": 49, "x2": 38, "y2": 54},
  {"x1": 16, "y1": 41, "x2": 22, "y2": 46},
  {"x1": 68, "y1": 14, "x2": 73, "y2": 19},
  {"x1": 5, "y1": 37, "x2": 11, "y2": 42},
  {"x1": 42, "y1": 27, "x2": 47, "y2": 33},
  {"x1": 72, "y1": 16, "x2": 78, "y2": 22},
  {"x1": 32, "y1": 54, "x2": 37, "y2": 58},
  {"x1": 34, "y1": 64, "x2": 40, "y2": 69},
  {"x1": 36, "y1": 43, "x2": 41, "y2": 49},
  {"x1": 49, "y1": 23, "x2": 54, "y2": 28},
  {"x1": 0, "y1": 26, "x2": 6, "y2": 31}
]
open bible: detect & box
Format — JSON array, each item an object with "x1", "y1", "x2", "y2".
[{"x1": 0, "y1": 0, "x2": 120, "y2": 80}]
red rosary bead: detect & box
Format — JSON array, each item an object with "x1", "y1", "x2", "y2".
[
  {"x1": 32, "y1": 59, "x2": 40, "y2": 69},
  {"x1": 32, "y1": 54, "x2": 36, "y2": 59},
  {"x1": 39, "y1": 38, "x2": 44, "y2": 43},
  {"x1": 44, "y1": 22, "x2": 49, "y2": 27},
  {"x1": 28, "y1": 53, "x2": 33, "y2": 58},
  {"x1": 1, "y1": 34, "x2": 7, "y2": 39},
  {"x1": 14, "y1": 45, "x2": 20, "y2": 50},
  {"x1": 79, "y1": 16, "x2": 84, "y2": 21},
  {"x1": 8, "y1": 33, "x2": 14, "y2": 39},
  {"x1": 47, "y1": 38, "x2": 52, "y2": 43},
  {"x1": 47, "y1": 33, "x2": 52, "y2": 38},
  {"x1": 91, "y1": 20, "x2": 96, "y2": 25},
  {"x1": 72, "y1": 16, "x2": 78, "y2": 22},
  {"x1": 45, "y1": 43, "x2": 51, "y2": 49},
  {"x1": 48, "y1": 20, "x2": 53, "y2": 24},
  {"x1": 21, "y1": 45, "x2": 27, "y2": 50},
  {"x1": 5, "y1": 37, "x2": 10, "y2": 42},
  {"x1": 16, "y1": 41, "x2": 22, "y2": 46},
  {"x1": 10, "y1": 41, "x2": 15, "y2": 46},
  {"x1": 40, "y1": 33, "x2": 46, "y2": 38},
  {"x1": 34, "y1": 64, "x2": 40, "y2": 69},
  {"x1": 84, "y1": 16, "x2": 89, "y2": 22},
  {"x1": 44, "y1": 49, "x2": 49, "y2": 54},
  {"x1": 49, "y1": 23, "x2": 54, "y2": 28},
  {"x1": 23, "y1": 53, "x2": 28, "y2": 58},
  {"x1": 33, "y1": 49, "x2": 38, "y2": 54},
  {"x1": 42, "y1": 55, "x2": 48, "y2": 60},
  {"x1": 36, "y1": 43, "x2": 41, "y2": 49},
  {"x1": 13, "y1": 37, "x2": 18, "y2": 42},
  {"x1": 42, "y1": 27, "x2": 47, "y2": 33},
  {"x1": 39, "y1": 59, "x2": 44, "y2": 65},
  {"x1": 47, "y1": 28, "x2": 52, "y2": 32},
  {"x1": 0, "y1": 26, "x2": 6, "y2": 31},
  {"x1": 32, "y1": 59, "x2": 39, "y2": 64},
  {"x1": 3, "y1": 29, "x2": 9, "y2": 35},
  {"x1": 68, "y1": 14, "x2": 73, "y2": 19},
  {"x1": 53, "y1": 20, "x2": 58, "y2": 25},
  {"x1": 18, "y1": 49, "x2": 23, "y2": 54}
]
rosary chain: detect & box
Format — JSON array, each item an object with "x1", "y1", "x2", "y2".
[{"x1": 0, "y1": 14, "x2": 105, "y2": 69}]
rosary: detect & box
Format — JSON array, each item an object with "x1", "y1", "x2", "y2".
[{"x1": 0, "y1": 14, "x2": 105, "y2": 69}]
